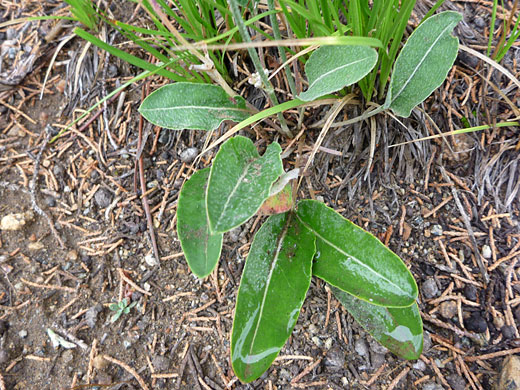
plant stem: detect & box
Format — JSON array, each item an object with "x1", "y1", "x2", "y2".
[
  {"x1": 228, "y1": 0, "x2": 293, "y2": 138},
  {"x1": 267, "y1": 0, "x2": 297, "y2": 97}
]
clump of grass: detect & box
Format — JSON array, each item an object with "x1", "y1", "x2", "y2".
[
  {"x1": 488, "y1": 0, "x2": 520, "y2": 62},
  {"x1": 64, "y1": 0, "x2": 99, "y2": 31}
]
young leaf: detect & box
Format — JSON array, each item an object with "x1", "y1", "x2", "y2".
[
  {"x1": 138, "y1": 82, "x2": 250, "y2": 131},
  {"x1": 207, "y1": 136, "x2": 283, "y2": 233},
  {"x1": 297, "y1": 200, "x2": 417, "y2": 307},
  {"x1": 177, "y1": 168, "x2": 223, "y2": 278},
  {"x1": 331, "y1": 286, "x2": 423, "y2": 360},
  {"x1": 231, "y1": 212, "x2": 315, "y2": 383},
  {"x1": 298, "y1": 45, "x2": 378, "y2": 101},
  {"x1": 385, "y1": 11, "x2": 461, "y2": 117}
]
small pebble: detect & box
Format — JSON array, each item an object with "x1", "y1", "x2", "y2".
[
  {"x1": 308, "y1": 324, "x2": 318, "y2": 335},
  {"x1": 324, "y1": 346, "x2": 345, "y2": 368},
  {"x1": 431, "y1": 224, "x2": 443, "y2": 236},
  {"x1": 6, "y1": 27, "x2": 16, "y2": 40},
  {"x1": 371, "y1": 352, "x2": 386, "y2": 369},
  {"x1": 123, "y1": 340, "x2": 132, "y2": 349},
  {"x1": 465, "y1": 311, "x2": 487, "y2": 333},
  {"x1": 311, "y1": 336, "x2": 322, "y2": 348},
  {"x1": 439, "y1": 300, "x2": 458, "y2": 319},
  {"x1": 474, "y1": 17, "x2": 486, "y2": 29},
  {"x1": 447, "y1": 374, "x2": 466, "y2": 390},
  {"x1": 464, "y1": 284, "x2": 477, "y2": 301},
  {"x1": 19, "y1": 330, "x2": 28, "y2": 338},
  {"x1": 179, "y1": 147, "x2": 198, "y2": 163},
  {"x1": 67, "y1": 250, "x2": 78, "y2": 261},
  {"x1": 93, "y1": 355, "x2": 109, "y2": 370},
  {"x1": 422, "y1": 381, "x2": 443, "y2": 390},
  {"x1": 422, "y1": 278, "x2": 439, "y2": 299},
  {"x1": 62, "y1": 350, "x2": 74, "y2": 363},
  {"x1": 482, "y1": 245, "x2": 492, "y2": 259},
  {"x1": 152, "y1": 355, "x2": 170, "y2": 372},
  {"x1": 85, "y1": 305, "x2": 102, "y2": 328},
  {"x1": 44, "y1": 196, "x2": 56, "y2": 207},
  {"x1": 501, "y1": 325, "x2": 515, "y2": 340},
  {"x1": 354, "y1": 339, "x2": 368, "y2": 357},
  {"x1": 94, "y1": 188, "x2": 113, "y2": 208},
  {"x1": 369, "y1": 340, "x2": 388, "y2": 354},
  {"x1": 413, "y1": 360, "x2": 426, "y2": 371}
]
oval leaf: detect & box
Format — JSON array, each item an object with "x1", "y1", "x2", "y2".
[
  {"x1": 177, "y1": 168, "x2": 223, "y2": 278},
  {"x1": 298, "y1": 45, "x2": 378, "y2": 101},
  {"x1": 297, "y1": 200, "x2": 417, "y2": 307},
  {"x1": 207, "y1": 136, "x2": 283, "y2": 233},
  {"x1": 138, "y1": 82, "x2": 250, "y2": 130},
  {"x1": 231, "y1": 212, "x2": 315, "y2": 383},
  {"x1": 386, "y1": 11, "x2": 461, "y2": 117},
  {"x1": 331, "y1": 286, "x2": 423, "y2": 360}
]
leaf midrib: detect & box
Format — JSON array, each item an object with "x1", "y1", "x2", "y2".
[
  {"x1": 306, "y1": 56, "x2": 371, "y2": 92},
  {"x1": 248, "y1": 216, "x2": 291, "y2": 359},
  {"x1": 389, "y1": 22, "x2": 455, "y2": 105},
  {"x1": 141, "y1": 105, "x2": 249, "y2": 113},
  {"x1": 212, "y1": 158, "x2": 254, "y2": 232},
  {"x1": 297, "y1": 216, "x2": 412, "y2": 299}
]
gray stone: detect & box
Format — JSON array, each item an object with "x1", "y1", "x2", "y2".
[
  {"x1": 152, "y1": 355, "x2": 170, "y2": 371},
  {"x1": 354, "y1": 339, "x2": 368, "y2": 357},
  {"x1": 369, "y1": 339, "x2": 388, "y2": 354},
  {"x1": 482, "y1": 245, "x2": 492, "y2": 259},
  {"x1": 85, "y1": 305, "x2": 102, "y2": 328},
  {"x1": 422, "y1": 382, "x2": 443, "y2": 390},
  {"x1": 422, "y1": 278, "x2": 439, "y2": 299},
  {"x1": 371, "y1": 352, "x2": 386, "y2": 369},
  {"x1": 431, "y1": 224, "x2": 443, "y2": 236},
  {"x1": 474, "y1": 17, "x2": 486, "y2": 29},
  {"x1": 447, "y1": 374, "x2": 466, "y2": 390},
  {"x1": 423, "y1": 331, "x2": 432, "y2": 352},
  {"x1": 94, "y1": 188, "x2": 113, "y2": 208},
  {"x1": 413, "y1": 360, "x2": 426, "y2": 371},
  {"x1": 179, "y1": 147, "x2": 198, "y2": 163},
  {"x1": 62, "y1": 349, "x2": 74, "y2": 363},
  {"x1": 325, "y1": 346, "x2": 345, "y2": 368}
]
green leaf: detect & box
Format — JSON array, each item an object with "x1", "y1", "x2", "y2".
[
  {"x1": 386, "y1": 11, "x2": 461, "y2": 117},
  {"x1": 207, "y1": 136, "x2": 283, "y2": 233},
  {"x1": 138, "y1": 83, "x2": 250, "y2": 131},
  {"x1": 297, "y1": 200, "x2": 417, "y2": 307},
  {"x1": 177, "y1": 168, "x2": 223, "y2": 278},
  {"x1": 332, "y1": 286, "x2": 423, "y2": 360},
  {"x1": 298, "y1": 45, "x2": 378, "y2": 101},
  {"x1": 231, "y1": 212, "x2": 315, "y2": 383}
]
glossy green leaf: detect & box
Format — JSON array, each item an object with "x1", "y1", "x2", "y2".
[
  {"x1": 138, "y1": 82, "x2": 250, "y2": 130},
  {"x1": 231, "y1": 212, "x2": 315, "y2": 383},
  {"x1": 207, "y1": 136, "x2": 283, "y2": 233},
  {"x1": 331, "y1": 286, "x2": 423, "y2": 360},
  {"x1": 298, "y1": 45, "x2": 378, "y2": 101},
  {"x1": 385, "y1": 11, "x2": 461, "y2": 117},
  {"x1": 297, "y1": 200, "x2": 417, "y2": 307},
  {"x1": 177, "y1": 168, "x2": 223, "y2": 278}
]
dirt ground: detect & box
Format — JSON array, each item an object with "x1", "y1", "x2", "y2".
[{"x1": 0, "y1": 1, "x2": 519, "y2": 389}]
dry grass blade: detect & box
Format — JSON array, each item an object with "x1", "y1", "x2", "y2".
[
  {"x1": 459, "y1": 44, "x2": 520, "y2": 90},
  {"x1": 298, "y1": 94, "x2": 354, "y2": 188}
]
